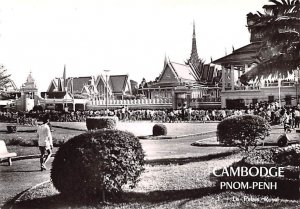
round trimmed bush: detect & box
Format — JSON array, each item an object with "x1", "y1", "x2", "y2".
[
  {"x1": 51, "y1": 129, "x2": 145, "y2": 200},
  {"x1": 217, "y1": 114, "x2": 270, "y2": 151},
  {"x1": 153, "y1": 124, "x2": 167, "y2": 136},
  {"x1": 86, "y1": 116, "x2": 118, "y2": 130}
]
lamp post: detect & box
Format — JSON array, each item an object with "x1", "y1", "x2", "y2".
[{"x1": 104, "y1": 70, "x2": 110, "y2": 115}]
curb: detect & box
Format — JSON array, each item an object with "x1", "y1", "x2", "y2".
[
  {"x1": 3, "y1": 180, "x2": 51, "y2": 209},
  {"x1": 138, "y1": 131, "x2": 216, "y2": 140},
  {"x1": 51, "y1": 125, "x2": 86, "y2": 131},
  {"x1": 191, "y1": 140, "x2": 300, "y2": 147},
  {"x1": 9, "y1": 154, "x2": 56, "y2": 163}
]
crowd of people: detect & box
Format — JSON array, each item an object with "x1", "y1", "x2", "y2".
[{"x1": 0, "y1": 102, "x2": 299, "y2": 130}]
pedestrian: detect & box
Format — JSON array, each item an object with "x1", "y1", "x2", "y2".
[
  {"x1": 295, "y1": 108, "x2": 300, "y2": 128},
  {"x1": 37, "y1": 117, "x2": 53, "y2": 171}
]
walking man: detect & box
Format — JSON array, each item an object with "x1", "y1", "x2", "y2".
[{"x1": 37, "y1": 117, "x2": 53, "y2": 171}]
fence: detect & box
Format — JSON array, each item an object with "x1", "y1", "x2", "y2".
[{"x1": 89, "y1": 98, "x2": 173, "y2": 106}]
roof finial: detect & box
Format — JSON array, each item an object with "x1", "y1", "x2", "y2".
[
  {"x1": 193, "y1": 20, "x2": 196, "y2": 38},
  {"x1": 188, "y1": 20, "x2": 200, "y2": 69}
]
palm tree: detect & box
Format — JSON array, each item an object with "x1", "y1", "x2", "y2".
[
  {"x1": 249, "y1": 0, "x2": 300, "y2": 79},
  {"x1": 238, "y1": 0, "x2": 300, "y2": 106}
]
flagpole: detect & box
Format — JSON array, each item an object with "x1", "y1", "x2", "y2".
[{"x1": 278, "y1": 72, "x2": 281, "y2": 108}]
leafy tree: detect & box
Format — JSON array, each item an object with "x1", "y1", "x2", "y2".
[
  {"x1": 247, "y1": 0, "x2": 300, "y2": 79},
  {"x1": 0, "y1": 65, "x2": 12, "y2": 91}
]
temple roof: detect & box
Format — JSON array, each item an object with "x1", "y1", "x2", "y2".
[
  {"x1": 67, "y1": 76, "x2": 92, "y2": 93},
  {"x1": 212, "y1": 42, "x2": 262, "y2": 66},
  {"x1": 169, "y1": 62, "x2": 197, "y2": 81},
  {"x1": 109, "y1": 75, "x2": 130, "y2": 94}
]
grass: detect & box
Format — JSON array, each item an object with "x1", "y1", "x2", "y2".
[
  {"x1": 1, "y1": 126, "x2": 84, "y2": 148},
  {"x1": 12, "y1": 153, "x2": 300, "y2": 209},
  {"x1": 12, "y1": 153, "x2": 242, "y2": 209},
  {"x1": 4, "y1": 122, "x2": 299, "y2": 208},
  {"x1": 6, "y1": 146, "x2": 59, "y2": 157}
]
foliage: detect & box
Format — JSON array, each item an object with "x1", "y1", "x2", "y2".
[
  {"x1": 51, "y1": 130, "x2": 145, "y2": 201},
  {"x1": 152, "y1": 124, "x2": 167, "y2": 136},
  {"x1": 6, "y1": 125, "x2": 17, "y2": 133},
  {"x1": 215, "y1": 145, "x2": 300, "y2": 199},
  {"x1": 0, "y1": 65, "x2": 12, "y2": 91},
  {"x1": 3, "y1": 136, "x2": 67, "y2": 147},
  {"x1": 273, "y1": 144, "x2": 300, "y2": 166},
  {"x1": 86, "y1": 116, "x2": 117, "y2": 130},
  {"x1": 243, "y1": 148, "x2": 275, "y2": 165},
  {"x1": 217, "y1": 115, "x2": 271, "y2": 151},
  {"x1": 246, "y1": 0, "x2": 300, "y2": 79},
  {"x1": 243, "y1": 144, "x2": 300, "y2": 166},
  {"x1": 32, "y1": 105, "x2": 44, "y2": 112}
]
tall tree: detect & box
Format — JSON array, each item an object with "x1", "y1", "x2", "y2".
[{"x1": 246, "y1": 0, "x2": 300, "y2": 80}]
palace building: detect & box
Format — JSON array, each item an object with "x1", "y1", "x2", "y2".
[
  {"x1": 141, "y1": 22, "x2": 222, "y2": 109},
  {"x1": 41, "y1": 65, "x2": 137, "y2": 111},
  {"x1": 212, "y1": 4, "x2": 299, "y2": 108}
]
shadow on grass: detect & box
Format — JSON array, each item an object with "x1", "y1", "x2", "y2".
[{"x1": 8, "y1": 187, "x2": 221, "y2": 209}]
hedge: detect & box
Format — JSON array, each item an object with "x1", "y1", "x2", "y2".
[
  {"x1": 153, "y1": 124, "x2": 167, "y2": 136},
  {"x1": 86, "y1": 116, "x2": 118, "y2": 130},
  {"x1": 51, "y1": 129, "x2": 145, "y2": 201},
  {"x1": 217, "y1": 114, "x2": 270, "y2": 151}
]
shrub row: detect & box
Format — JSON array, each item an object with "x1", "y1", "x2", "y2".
[
  {"x1": 215, "y1": 145, "x2": 300, "y2": 199},
  {"x1": 3, "y1": 137, "x2": 67, "y2": 147},
  {"x1": 244, "y1": 145, "x2": 300, "y2": 166}
]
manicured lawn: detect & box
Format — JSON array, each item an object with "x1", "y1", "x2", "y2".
[
  {"x1": 12, "y1": 153, "x2": 300, "y2": 209},
  {"x1": 13, "y1": 154, "x2": 242, "y2": 208}
]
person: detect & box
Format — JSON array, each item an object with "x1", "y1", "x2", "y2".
[
  {"x1": 295, "y1": 108, "x2": 300, "y2": 128},
  {"x1": 37, "y1": 117, "x2": 53, "y2": 171}
]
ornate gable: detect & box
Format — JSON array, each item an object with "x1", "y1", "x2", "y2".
[{"x1": 158, "y1": 63, "x2": 179, "y2": 84}]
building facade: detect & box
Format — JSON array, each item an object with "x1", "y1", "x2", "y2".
[
  {"x1": 212, "y1": 5, "x2": 299, "y2": 109},
  {"x1": 140, "y1": 22, "x2": 222, "y2": 109}
]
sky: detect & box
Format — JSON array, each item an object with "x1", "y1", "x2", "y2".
[{"x1": 0, "y1": 0, "x2": 270, "y2": 92}]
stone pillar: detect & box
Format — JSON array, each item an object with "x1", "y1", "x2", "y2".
[
  {"x1": 244, "y1": 64, "x2": 248, "y2": 73},
  {"x1": 231, "y1": 65, "x2": 235, "y2": 90},
  {"x1": 224, "y1": 68, "x2": 227, "y2": 88},
  {"x1": 222, "y1": 66, "x2": 225, "y2": 92}
]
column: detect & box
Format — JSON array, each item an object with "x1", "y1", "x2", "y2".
[
  {"x1": 231, "y1": 65, "x2": 235, "y2": 90},
  {"x1": 222, "y1": 66, "x2": 225, "y2": 91},
  {"x1": 244, "y1": 64, "x2": 248, "y2": 74}
]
